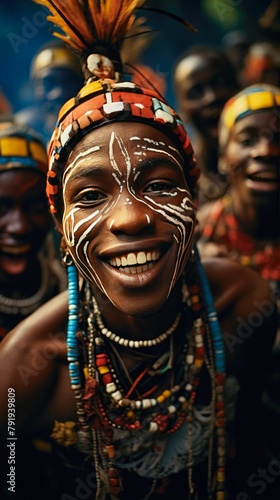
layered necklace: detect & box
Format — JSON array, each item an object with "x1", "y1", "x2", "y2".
[
  {"x1": 0, "y1": 253, "x2": 49, "y2": 316},
  {"x1": 65, "y1": 247, "x2": 226, "y2": 499}
]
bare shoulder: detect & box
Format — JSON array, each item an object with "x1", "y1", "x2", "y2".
[
  {"x1": 202, "y1": 258, "x2": 277, "y2": 377},
  {"x1": 0, "y1": 291, "x2": 70, "y2": 437},
  {"x1": 202, "y1": 257, "x2": 273, "y2": 312},
  {"x1": 3, "y1": 290, "x2": 69, "y2": 343}
]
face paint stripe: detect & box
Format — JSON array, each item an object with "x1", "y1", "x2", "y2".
[{"x1": 63, "y1": 146, "x2": 101, "y2": 182}]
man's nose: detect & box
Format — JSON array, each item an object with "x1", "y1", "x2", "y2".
[
  {"x1": 6, "y1": 207, "x2": 32, "y2": 236},
  {"x1": 107, "y1": 195, "x2": 154, "y2": 235},
  {"x1": 251, "y1": 135, "x2": 279, "y2": 158}
]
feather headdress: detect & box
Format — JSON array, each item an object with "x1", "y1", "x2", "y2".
[
  {"x1": 34, "y1": 0, "x2": 200, "y2": 221},
  {"x1": 33, "y1": 0, "x2": 149, "y2": 81}
]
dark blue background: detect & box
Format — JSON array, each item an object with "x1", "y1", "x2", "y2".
[{"x1": 0, "y1": 0, "x2": 272, "y2": 112}]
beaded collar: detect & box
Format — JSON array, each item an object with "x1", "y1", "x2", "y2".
[{"x1": 0, "y1": 254, "x2": 49, "y2": 316}]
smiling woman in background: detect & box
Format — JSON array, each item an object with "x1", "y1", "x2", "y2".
[
  {"x1": 0, "y1": 120, "x2": 66, "y2": 339},
  {"x1": 197, "y1": 84, "x2": 280, "y2": 498}
]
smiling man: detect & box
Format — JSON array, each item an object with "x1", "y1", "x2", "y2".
[
  {"x1": 197, "y1": 83, "x2": 280, "y2": 276},
  {"x1": 197, "y1": 82, "x2": 280, "y2": 499},
  {"x1": 0, "y1": 2, "x2": 278, "y2": 500},
  {"x1": 0, "y1": 120, "x2": 66, "y2": 338}
]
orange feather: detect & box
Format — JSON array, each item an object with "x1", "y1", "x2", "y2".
[{"x1": 33, "y1": 0, "x2": 146, "y2": 52}]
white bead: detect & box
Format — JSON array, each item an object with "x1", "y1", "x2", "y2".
[
  {"x1": 168, "y1": 405, "x2": 176, "y2": 414},
  {"x1": 142, "y1": 399, "x2": 152, "y2": 409},
  {"x1": 111, "y1": 390, "x2": 122, "y2": 402},
  {"x1": 106, "y1": 382, "x2": 117, "y2": 394},
  {"x1": 149, "y1": 421, "x2": 158, "y2": 432}
]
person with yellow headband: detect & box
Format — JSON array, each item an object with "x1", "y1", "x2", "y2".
[
  {"x1": 0, "y1": 119, "x2": 66, "y2": 340},
  {"x1": 198, "y1": 83, "x2": 280, "y2": 281},
  {"x1": 0, "y1": 3, "x2": 278, "y2": 500},
  {"x1": 198, "y1": 83, "x2": 280, "y2": 499}
]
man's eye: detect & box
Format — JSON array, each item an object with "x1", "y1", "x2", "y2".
[
  {"x1": 240, "y1": 136, "x2": 257, "y2": 147},
  {"x1": 76, "y1": 190, "x2": 106, "y2": 203},
  {"x1": 238, "y1": 135, "x2": 258, "y2": 147},
  {"x1": 187, "y1": 85, "x2": 203, "y2": 100},
  {"x1": 145, "y1": 182, "x2": 174, "y2": 193}
]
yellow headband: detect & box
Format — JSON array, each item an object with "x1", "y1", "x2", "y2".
[{"x1": 219, "y1": 84, "x2": 280, "y2": 151}]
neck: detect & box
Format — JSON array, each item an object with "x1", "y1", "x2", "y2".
[
  {"x1": 0, "y1": 256, "x2": 42, "y2": 298},
  {"x1": 91, "y1": 280, "x2": 183, "y2": 341},
  {"x1": 232, "y1": 195, "x2": 280, "y2": 241}
]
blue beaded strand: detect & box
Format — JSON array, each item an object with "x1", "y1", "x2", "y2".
[
  {"x1": 193, "y1": 245, "x2": 226, "y2": 374},
  {"x1": 66, "y1": 263, "x2": 81, "y2": 388}
]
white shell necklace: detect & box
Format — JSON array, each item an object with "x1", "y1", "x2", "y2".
[{"x1": 91, "y1": 295, "x2": 181, "y2": 348}]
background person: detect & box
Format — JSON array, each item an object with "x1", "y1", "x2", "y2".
[
  {"x1": 0, "y1": 119, "x2": 66, "y2": 340},
  {"x1": 197, "y1": 83, "x2": 280, "y2": 498},
  {"x1": 173, "y1": 45, "x2": 239, "y2": 204},
  {"x1": 15, "y1": 41, "x2": 84, "y2": 145}
]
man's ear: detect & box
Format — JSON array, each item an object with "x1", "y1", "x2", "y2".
[{"x1": 218, "y1": 156, "x2": 229, "y2": 174}]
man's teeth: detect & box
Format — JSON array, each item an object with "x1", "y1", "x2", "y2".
[
  {"x1": 248, "y1": 172, "x2": 278, "y2": 182},
  {"x1": 121, "y1": 262, "x2": 154, "y2": 274},
  {"x1": 109, "y1": 250, "x2": 160, "y2": 269}
]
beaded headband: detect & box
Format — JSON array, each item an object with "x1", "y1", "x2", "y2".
[
  {"x1": 0, "y1": 122, "x2": 48, "y2": 175},
  {"x1": 219, "y1": 83, "x2": 280, "y2": 151},
  {"x1": 33, "y1": 0, "x2": 199, "y2": 220}
]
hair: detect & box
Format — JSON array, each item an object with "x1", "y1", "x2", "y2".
[
  {"x1": 30, "y1": 40, "x2": 84, "y2": 80},
  {"x1": 173, "y1": 44, "x2": 238, "y2": 88}
]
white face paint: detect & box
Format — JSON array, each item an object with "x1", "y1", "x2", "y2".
[{"x1": 62, "y1": 122, "x2": 196, "y2": 315}]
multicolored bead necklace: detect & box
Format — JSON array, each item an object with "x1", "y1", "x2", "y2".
[{"x1": 65, "y1": 246, "x2": 226, "y2": 499}]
